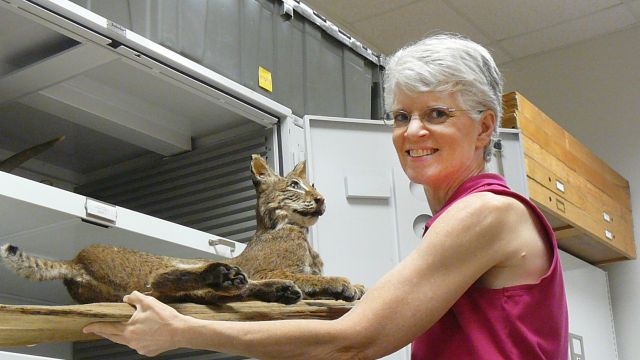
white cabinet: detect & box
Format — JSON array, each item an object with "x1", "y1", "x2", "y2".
[
  {"x1": 0, "y1": 171, "x2": 244, "y2": 305},
  {"x1": 294, "y1": 115, "x2": 434, "y2": 360},
  {"x1": 0, "y1": 351, "x2": 63, "y2": 360},
  {"x1": 0, "y1": 0, "x2": 277, "y2": 359},
  {"x1": 561, "y1": 252, "x2": 618, "y2": 359}
]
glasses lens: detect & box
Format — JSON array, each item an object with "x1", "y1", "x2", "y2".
[
  {"x1": 383, "y1": 112, "x2": 395, "y2": 126},
  {"x1": 423, "y1": 107, "x2": 451, "y2": 125},
  {"x1": 391, "y1": 111, "x2": 410, "y2": 128}
]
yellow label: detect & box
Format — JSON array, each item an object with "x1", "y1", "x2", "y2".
[{"x1": 258, "y1": 66, "x2": 273, "y2": 92}]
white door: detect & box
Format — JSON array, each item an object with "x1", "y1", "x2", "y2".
[{"x1": 303, "y1": 115, "x2": 432, "y2": 360}]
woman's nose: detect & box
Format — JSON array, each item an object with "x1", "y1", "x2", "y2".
[{"x1": 405, "y1": 115, "x2": 429, "y2": 137}]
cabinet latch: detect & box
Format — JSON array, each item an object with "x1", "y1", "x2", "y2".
[
  {"x1": 84, "y1": 198, "x2": 117, "y2": 226},
  {"x1": 209, "y1": 238, "x2": 237, "y2": 256}
]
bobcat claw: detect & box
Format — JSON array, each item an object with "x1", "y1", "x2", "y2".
[
  {"x1": 201, "y1": 263, "x2": 248, "y2": 290},
  {"x1": 251, "y1": 280, "x2": 303, "y2": 305},
  {"x1": 275, "y1": 281, "x2": 303, "y2": 305}
]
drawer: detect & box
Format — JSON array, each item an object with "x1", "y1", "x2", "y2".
[
  {"x1": 523, "y1": 138, "x2": 636, "y2": 259},
  {"x1": 527, "y1": 178, "x2": 599, "y2": 237},
  {"x1": 598, "y1": 210, "x2": 635, "y2": 258},
  {"x1": 507, "y1": 94, "x2": 631, "y2": 211},
  {"x1": 504, "y1": 92, "x2": 635, "y2": 264},
  {"x1": 526, "y1": 178, "x2": 630, "y2": 263}
]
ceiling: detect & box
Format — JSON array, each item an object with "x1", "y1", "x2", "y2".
[{"x1": 302, "y1": 0, "x2": 640, "y2": 63}]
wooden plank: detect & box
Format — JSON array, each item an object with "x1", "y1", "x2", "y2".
[
  {"x1": 0, "y1": 300, "x2": 354, "y2": 347},
  {"x1": 502, "y1": 92, "x2": 518, "y2": 108},
  {"x1": 527, "y1": 178, "x2": 633, "y2": 260},
  {"x1": 512, "y1": 93, "x2": 631, "y2": 210},
  {"x1": 523, "y1": 140, "x2": 633, "y2": 226},
  {"x1": 523, "y1": 139, "x2": 635, "y2": 258},
  {"x1": 500, "y1": 112, "x2": 518, "y2": 129},
  {"x1": 554, "y1": 225, "x2": 582, "y2": 240},
  {"x1": 527, "y1": 178, "x2": 597, "y2": 237},
  {"x1": 558, "y1": 232, "x2": 625, "y2": 264}
]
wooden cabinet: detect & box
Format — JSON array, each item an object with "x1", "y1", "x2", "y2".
[{"x1": 502, "y1": 92, "x2": 635, "y2": 264}]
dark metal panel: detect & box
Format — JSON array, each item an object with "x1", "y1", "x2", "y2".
[
  {"x1": 77, "y1": 128, "x2": 268, "y2": 244},
  {"x1": 68, "y1": 0, "x2": 378, "y2": 119},
  {"x1": 303, "y1": 23, "x2": 345, "y2": 117},
  {"x1": 344, "y1": 49, "x2": 373, "y2": 119},
  {"x1": 74, "y1": 338, "x2": 247, "y2": 360},
  {"x1": 273, "y1": 5, "x2": 305, "y2": 116}
]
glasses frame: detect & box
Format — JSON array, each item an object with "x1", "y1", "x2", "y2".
[{"x1": 383, "y1": 106, "x2": 485, "y2": 128}]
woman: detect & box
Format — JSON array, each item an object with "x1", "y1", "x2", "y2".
[{"x1": 84, "y1": 33, "x2": 568, "y2": 359}]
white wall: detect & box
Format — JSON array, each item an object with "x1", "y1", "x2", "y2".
[{"x1": 500, "y1": 25, "x2": 640, "y2": 360}]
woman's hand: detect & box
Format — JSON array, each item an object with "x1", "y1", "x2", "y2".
[{"x1": 83, "y1": 291, "x2": 188, "y2": 357}]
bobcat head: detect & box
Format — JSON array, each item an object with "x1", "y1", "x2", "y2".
[{"x1": 250, "y1": 154, "x2": 325, "y2": 231}]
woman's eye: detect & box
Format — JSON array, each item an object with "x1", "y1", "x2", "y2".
[
  {"x1": 393, "y1": 112, "x2": 410, "y2": 124},
  {"x1": 426, "y1": 108, "x2": 449, "y2": 123}
]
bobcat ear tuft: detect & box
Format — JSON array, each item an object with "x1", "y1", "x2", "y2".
[
  {"x1": 250, "y1": 154, "x2": 276, "y2": 185},
  {"x1": 289, "y1": 160, "x2": 307, "y2": 179}
]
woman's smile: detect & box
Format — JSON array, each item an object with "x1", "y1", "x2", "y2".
[{"x1": 407, "y1": 148, "x2": 439, "y2": 158}]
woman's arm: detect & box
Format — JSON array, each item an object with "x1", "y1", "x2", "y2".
[{"x1": 85, "y1": 192, "x2": 531, "y2": 359}]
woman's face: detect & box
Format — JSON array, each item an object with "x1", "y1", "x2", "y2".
[{"x1": 391, "y1": 89, "x2": 495, "y2": 190}]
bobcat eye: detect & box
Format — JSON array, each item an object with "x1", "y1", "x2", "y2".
[{"x1": 289, "y1": 180, "x2": 301, "y2": 190}]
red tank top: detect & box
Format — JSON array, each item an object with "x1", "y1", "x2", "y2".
[{"x1": 411, "y1": 173, "x2": 568, "y2": 359}]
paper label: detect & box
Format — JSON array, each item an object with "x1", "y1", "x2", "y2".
[{"x1": 258, "y1": 66, "x2": 273, "y2": 92}]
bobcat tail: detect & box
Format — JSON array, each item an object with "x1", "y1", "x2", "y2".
[
  {"x1": 0, "y1": 243, "x2": 81, "y2": 281},
  {"x1": 0, "y1": 135, "x2": 65, "y2": 172}
]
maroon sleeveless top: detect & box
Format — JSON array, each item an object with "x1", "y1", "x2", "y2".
[{"x1": 411, "y1": 173, "x2": 568, "y2": 359}]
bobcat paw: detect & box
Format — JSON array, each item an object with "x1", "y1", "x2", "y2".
[
  {"x1": 273, "y1": 280, "x2": 303, "y2": 305},
  {"x1": 353, "y1": 284, "x2": 366, "y2": 300},
  {"x1": 201, "y1": 263, "x2": 248, "y2": 290},
  {"x1": 327, "y1": 277, "x2": 365, "y2": 302},
  {"x1": 252, "y1": 280, "x2": 303, "y2": 305}
]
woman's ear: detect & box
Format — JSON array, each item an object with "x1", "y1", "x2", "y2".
[{"x1": 476, "y1": 110, "x2": 497, "y2": 149}]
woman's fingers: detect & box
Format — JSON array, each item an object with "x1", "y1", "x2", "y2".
[
  {"x1": 83, "y1": 321, "x2": 127, "y2": 335},
  {"x1": 123, "y1": 290, "x2": 148, "y2": 307}
]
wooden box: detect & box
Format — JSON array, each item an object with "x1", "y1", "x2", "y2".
[{"x1": 502, "y1": 92, "x2": 635, "y2": 264}]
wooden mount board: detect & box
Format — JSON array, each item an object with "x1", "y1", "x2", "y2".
[{"x1": 0, "y1": 300, "x2": 354, "y2": 347}]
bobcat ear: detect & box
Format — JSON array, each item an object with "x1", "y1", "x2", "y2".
[
  {"x1": 250, "y1": 154, "x2": 276, "y2": 184},
  {"x1": 289, "y1": 160, "x2": 307, "y2": 179}
]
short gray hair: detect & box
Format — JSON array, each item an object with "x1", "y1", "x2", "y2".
[{"x1": 383, "y1": 33, "x2": 503, "y2": 162}]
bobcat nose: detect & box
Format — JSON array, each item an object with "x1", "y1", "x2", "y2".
[{"x1": 314, "y1": 196, "x2": 324, "y2": 207}]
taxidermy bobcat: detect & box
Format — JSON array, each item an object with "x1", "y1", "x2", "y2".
[
  {"x1": 0, "y1": 155, "x2": 364, "y2": 304},
  {"x1": 222, "y1": 154, "x2": 365, "y2": 302}
]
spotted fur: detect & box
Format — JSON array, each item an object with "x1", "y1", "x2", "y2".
[{"x1": 223, "y1": 154, "x2": 366, "y2": 301}]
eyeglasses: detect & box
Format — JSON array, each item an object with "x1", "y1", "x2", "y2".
[{"x1": 383, "y1": 106, "x2": 485, "y2": 128}]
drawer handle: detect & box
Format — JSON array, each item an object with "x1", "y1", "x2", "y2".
[
  {"x1": 555, "y1": 198, "x2": 566, "y2": 213},
  {"x1": 604, "y1": 229, "x2": 615, "y2": 241},
  {"x1": 603, "y1": 211, "x2": 612, "y2": 223},
  {"x1": 85, "y1": 198, "x2": 117, "y2": 225},
  {"x1": 209, "y1": 238, "x2": 237, "y2": 256},
  {"x1": 555, "y1": 179, "x2": 565, "y2": 193}
]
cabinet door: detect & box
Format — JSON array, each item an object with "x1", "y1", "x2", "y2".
[{"x1": 303, "y1": 115, "x2": 431, "y2": 360}]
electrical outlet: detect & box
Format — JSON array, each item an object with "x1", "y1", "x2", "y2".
[{"x1": 569, "y1": 333, "x2": 585, "y2": 360}]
